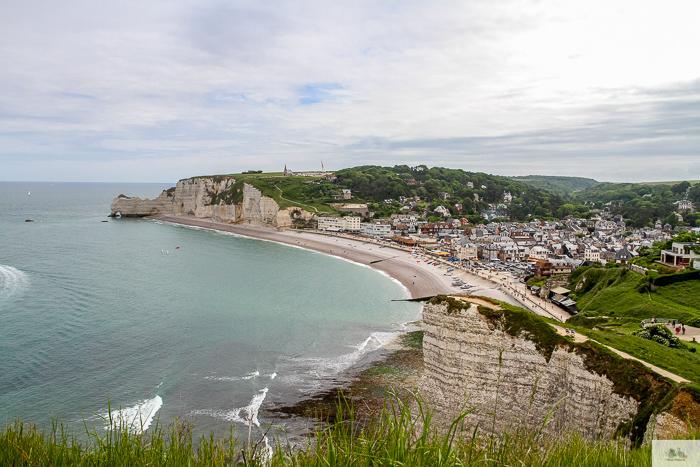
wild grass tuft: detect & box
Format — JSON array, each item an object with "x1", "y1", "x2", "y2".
[{"x1": 1, "y1": 391, "x2": 669, "y2": 466}]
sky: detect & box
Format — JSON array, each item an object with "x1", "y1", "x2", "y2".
[{"x1": 1, "y1": 0, "x2": 699, "y2": 183}]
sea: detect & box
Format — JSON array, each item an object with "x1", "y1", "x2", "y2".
[{"x1": 0, "y1": 181, "x2": 420, "y2": 444}]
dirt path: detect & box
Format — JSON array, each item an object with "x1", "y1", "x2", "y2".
[
  {"x1": 275, "y1": 186, "x2": 320, "y2": 213},
  {"x1": 548, "y1": 324, "x2": 690, "y2": 383}
]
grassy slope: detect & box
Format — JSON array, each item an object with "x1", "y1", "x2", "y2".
[
  {"x1": 567, "y1": 266, "x2": 700, "y2": 384},
  {"x1": 569, "y1": 267, "x2": 700, "y2": 323}
]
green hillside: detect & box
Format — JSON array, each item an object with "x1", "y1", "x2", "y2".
[
  {"x1": 510, "y1": 175, "x2": 600, "y2": 196},
  {"x1": 566, "y1": 266, "x2": 700, "y2": 384}
]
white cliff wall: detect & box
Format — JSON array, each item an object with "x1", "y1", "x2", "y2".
[
  {"x1": 110, "y1": 178, "x2": 315, "y2": 229},
  {"x1": 418, "y1": 302, "x2": 638, "y2": 439}
]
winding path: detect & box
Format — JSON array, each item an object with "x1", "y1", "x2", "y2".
[
  {"x1": 548, "y1": 324, "x2": 690, "y2": 384},
  {"x1": 275, "y1": 186, "x2": 320, "y2": 214}
]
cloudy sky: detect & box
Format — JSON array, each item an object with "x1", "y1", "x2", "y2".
[{"x1": 1, "y1": 0, "x2": 698, "y2": 183}]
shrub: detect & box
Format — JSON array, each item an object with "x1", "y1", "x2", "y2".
[{"x1": 633, "y1": 324, "x2": 684, "y2": 349}]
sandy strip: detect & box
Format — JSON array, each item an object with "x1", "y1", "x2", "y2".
[{"x1": 148, "y1": 214, "x2": 521, "y2": 306}]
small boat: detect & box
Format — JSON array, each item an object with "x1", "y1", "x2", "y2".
[
  {"x1": 175, "y1": 247, "x2": 180, "y2": 249},
  {"x1": 28, "y1": 191, "x2": 30, "y2": 196}
]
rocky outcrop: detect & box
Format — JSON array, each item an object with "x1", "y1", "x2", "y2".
[
  {"x1": 109, "y1": 177, "x2": 315, "y2": 230},
  {"x1": 418, "y1": 300, "x2": 639, "y2": 440}
]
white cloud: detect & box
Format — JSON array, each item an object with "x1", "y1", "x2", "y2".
[{"x1": 0, "y1": 0, "x2": 698, "y2": 182}]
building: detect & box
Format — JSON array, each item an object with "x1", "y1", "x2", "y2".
[
  {"x1": 437, "y1": 192, "x2": 450, "y2": 200},
  {"x1": 331, "y1": 204, "x2": 370, "y2": 216},
  {"x1": 317, "y1": 216, "x2": 361, "y2": 232},
  {"x1": 614, "y1": 247, "x2": 634, "y2": 265},
  {"x1": 583, "y1": 246, "x2": 600, "y2": 262},
  {"x1": 455, "y1": 240, "x2": 478, "y2": 261},
  {"x1": 283, "y1": 165, "x2": 294, "y2": 177},
  {"x1": 660, "y1": 242, "x2": 700, "y2": 268},
  {"x1": 434, "y1": 205, "x2": 450, "y2": 217},
  {"x1": 361, "y1": 222, "x2": 392, "y2": 239},
  {"x1": 675, "y1": 200, "x2": 694, "y2": 212}
]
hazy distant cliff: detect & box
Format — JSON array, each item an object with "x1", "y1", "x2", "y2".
[
  {"x1": 109, "y1": 177, "x2": 316, "y2": 229},
  {"x1": 418, "y1": 297, "x2": 700, "y2": 443}
]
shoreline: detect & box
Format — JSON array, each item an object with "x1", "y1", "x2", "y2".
[{"x1": 147, "y1": 214, "x2": 522, "y2": 307}]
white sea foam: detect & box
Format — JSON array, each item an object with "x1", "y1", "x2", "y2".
[
  {"x1": 287, "y1": 331, "x2": 402, "y2": 378},
  {"x1": 104, "y1": 395, "x2": 163, "y2": 434},
  {"x1": 205, "y1": 370, "x2": 275, "y2": 382},
  {"x1": 191, "y1": 388, "x2": 269, "y2": 427},
  {"x1": 0, "y1": 265, "x2": 30, "y2": 301}
]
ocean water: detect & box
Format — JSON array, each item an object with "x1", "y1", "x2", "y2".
[{"x1": 0, "y1": 182, "x2": 420, "y2": 441}]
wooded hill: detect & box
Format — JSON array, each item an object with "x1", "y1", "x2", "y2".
[{"x1": 510, "y1": 175, "x2": 600, "y2": 197}]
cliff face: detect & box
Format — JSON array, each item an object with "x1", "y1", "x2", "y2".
[
  {"x1": 418, "y1": 301, "x2": 638, "y2": 439},
  {"x1": 109, "y1": 177, "x2": 315, "y2": 229}
]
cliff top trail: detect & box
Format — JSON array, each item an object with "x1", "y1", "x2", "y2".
[{"x1": 548, "y1": 323, "x2": 690, "y2": 383}]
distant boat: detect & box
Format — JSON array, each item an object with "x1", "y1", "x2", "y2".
[
  {"x1": 166, "y1": 250, "x2": 169, "y2": 255},
  {"x1": 28, "y1": 191, "x2": 30, "y2": 196},
  {"x1": 161, "y1": 249, "x2": 164, "y2": 253}
]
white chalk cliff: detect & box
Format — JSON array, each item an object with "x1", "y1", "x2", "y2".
[
  {"x1": 418, "y1": 300, "x2": 639, "y2": 440},
  {"x1": 109, "y1": 177, "x2": 315, "y2": 230}
]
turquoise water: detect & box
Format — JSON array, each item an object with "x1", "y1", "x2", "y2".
[{"x1": 0, "y1": 182, "x2": 420, "y2": 440}]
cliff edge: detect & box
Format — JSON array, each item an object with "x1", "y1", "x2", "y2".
[
  {"x1": 418, "y1": 295, "x2": 699, "y2": 444},
  {"x1": 109, "y1": 177, "x2": 316, "y2": 230}
]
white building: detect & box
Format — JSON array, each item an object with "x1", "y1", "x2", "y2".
[
  {"x1": 529, "y1": 246, "x2": 550, "y2": 260},
  {"x1": 455, "y1": 242, "x2": 478, "y2": 260},
  {"x1": 434, "y1": 205, "x2": 450, "y2": 217},
  {"x1": 584, "y1": 246, "x2": 600, "y2": 262},
  {"x1": 317, "y1": 216, "x2": 361, "y2": 232},
  {"x1": 361, "y1": 222, "x2": 392, "y2": 238}
]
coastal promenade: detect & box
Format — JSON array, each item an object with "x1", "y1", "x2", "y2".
[{"x1": 148, "y1": 214, "x2": 519, "y2": 306}]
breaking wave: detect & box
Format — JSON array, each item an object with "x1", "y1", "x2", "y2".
[
  {"x1": 286, "y1": 331, "x2": 401, "y2": 378},
  {"x1": 191, "y1": 388, "x2": 268, "y2": 427},
  {"x1": 0, "y1": 264, "x2": 29, "y2": 301},
  {"x1": 104, "y1": 395, "x2": 163, "y2": 434}
]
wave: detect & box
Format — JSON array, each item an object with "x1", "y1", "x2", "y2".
[
  {"x1": 286, "y1": 331, "x2": 402, "y2": 378},
  {"x1": 205, "y1": 371, "x2": 277, "y2": 382},
  {"x1": 0, "y1": 264, "x2": 30, "y2": 302},
  {"x1": 104, "y1": 395, "x2": 163, "y2": 434},
  {"x1": 191, "y1": 388, "x2": 268, "y2": 427}
]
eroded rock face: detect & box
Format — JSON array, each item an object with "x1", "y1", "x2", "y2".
[
  {"x1": 418, "y1": 302, "x2": 638, "y2": 439},
  {"x1": 109, "y1": 178, "x2": 315, "y2": 229}
]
